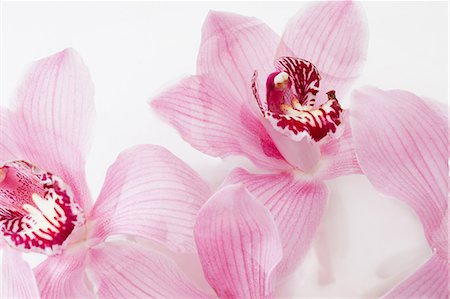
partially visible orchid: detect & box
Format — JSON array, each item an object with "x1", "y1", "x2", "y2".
[
  {"x1": 151, "y1": 1, "x2": 368, "y2": 278},
  {"x1": 350, "y1": 87, "x2": 448, "y2": 298},
  {"x1": 0, "y1": 49, "x2": 214, "y2": 298}
]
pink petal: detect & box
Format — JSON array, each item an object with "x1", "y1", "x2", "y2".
[
  {"x1": 194, "y1": 184, "x2": 283, "y2": 298},
  {"x1": 318, "y1": 112, "x2": 362, "y2": 180},
  {"x1": 279, "y1": 1, "x2": 369, "y2": 99},
  {"x1": 382, "y1": 254, "x2": 448, "y2": 299},
  {"x1": 11, "y1": 48, "x2": 95, "y2": 210},
  {"x1": 223, "y1": 168, "x2": 328, "y2": 277},
  {"x1": 88, "y1": 241, "x2": 210, "y2": 298},
  {"x1": 1, "y1": 245, "x2": 40, "y2": 298},
  {"x1": 197, "y1": 11, "x2": 280, "y2": 103},
  {"x1": 34, "y1": 248, "x2": 93, "y2": 298},
  {"x1": 151, "y1": 75, "x2": 288, "y2": 170},
  {"x1": 89, "y1": 145, "x2": 211, "y2": 252},
  {"x1": 0, "y1": 109, "x2": 20, "y2": 162},
  {"x1": 350, "y1": 87, "x2": 448, "y2": 256}
]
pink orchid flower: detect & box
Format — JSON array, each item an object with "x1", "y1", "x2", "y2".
[
  {"x1": 0, "y1": 49, "x2": 215, "y2": 298},
  {"x1": 350, "y1": 87, "x2": 448, "y2": 298},
  {"x1": 151, "y1": 1, "x2": 367, "y2": 278}
]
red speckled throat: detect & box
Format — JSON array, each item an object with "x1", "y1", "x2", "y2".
[{"x1": 0, "y1": 160, "x2": 84, "y2": 255}]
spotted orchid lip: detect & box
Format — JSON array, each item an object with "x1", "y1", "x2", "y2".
[
  {"x1": 0, "y1": 160, "x2": 85, "y2": 255},
  {"x1": 252, "y1": 56, "x2": 343, "y2": 142}
]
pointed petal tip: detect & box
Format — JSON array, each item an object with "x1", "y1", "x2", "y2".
[
  {"x1": 198, "y1": 183, "x2": 248, "y2": 213},
  {"x1": 11, "y1": 46, "x2": 95, "y2": 210},
  {"x1": 204, "y1": 10, "x2": 245, "y2": 26},
  {"x1": 194, "y1": 181, "x2": 282, "y2": 298},
  {"x1": 36, "y1": 47, "x2": 84, "y2": 66}
]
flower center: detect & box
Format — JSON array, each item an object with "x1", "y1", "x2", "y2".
[
  {"x1": 0, "y1": 160, "x2": 84, "y2": 255},
  {"x1": 252, "y1": 56, "x2": 342, "y2": 142}
]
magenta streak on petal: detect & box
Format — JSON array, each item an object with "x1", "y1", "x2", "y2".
[
  {"x1": 265, "y1": 91, "x2": 342, "y2": 143},
  {"x1": 275, "y1": 57, "x2": 320, "y2": 107},
  {"x1": 251, "y1": 57, "x2": 343, "y2": 145},
  {"x1": 265, "y1": 71, "x2": 291, "y2": 114},
  {"x1": 0, "y1": 160, "x2": 84, "y2": 255}
]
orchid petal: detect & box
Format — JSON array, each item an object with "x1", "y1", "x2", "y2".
[
  {"x1": 0, "y1": 109, "x2": 20, "y2": 162},
  {"x1": 11, "y1": 49, "x2": 95, "y2": 210},
  {"x1": 1, "y1": 245, "x2": 40, "y2": 298},
  {"x1": 197, "y1": 11, "x2": 280, "y2": 103},
  {"x1": 318, "y1": 112, "x2": 362, "y2": 180},
  {"x1": 34, "y1": 249, "x2": 93, "y2": 299},
  {"x1": 280, "y1": 1, "x2": 368, "y2": 99},
  {"x1": 89, "y1": 145, "x2": 210, "y2": 252},
  {"x1": 194, "y1": 184, "x2": 283, "y2": 299},
  {"x1": 151, "y1": 75, "x2": 288, "y2": 170},
  {"x1": 382, "y1": 254, "x2": 448, "y2": 299},
  {"x1": 350, "y1": 87, "x2": 448, "y2": 256},
  {"x1": 223, "y1": 168, "x2": 328, "y2": 277},
  {"x1": 88, "y1": 241, "x2": 210, "y2": 299}
]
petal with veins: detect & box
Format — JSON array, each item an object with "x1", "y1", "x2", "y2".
[
  {"x1": 382, "y1": 254, "x2": 448, "y2": 299},
  {"x1": 317, "y1": 112, "x2": 362, "y2": 180},
  {"x1": 223, "y1": 168, "x2": 328, "y2": 278},
  {"x1": 1, "y1": 245, "x2": 40, "y2": 298},
  {"x1": 350, "y1": 87, "x2": 448, "y2": 296},
  {"x1": 194, "y1": 184, "x2": 282, "y2": 299},
  {"x1": 151, "y1": 75, "x2": 288, "y2": 171},
  {"x1": 88, "y1": 241, "x2": 210, "y2": 299},
  {"x1": 0, "y1": 109, "x2": 20, "y2": 163},
  {"x1": 34, "y1": 248, "x2": 93, "y2": 299},
  {"x1": 198, "y1": 11, "x2": 280, "y2": 103},
  {"x1": 89, "y1": 145, "x2": 210, "y2": 253},
  {"x1": 350, "y1": 87, "x2": 447, "y2": 256},
  {"x1": 279, "y1": 1, "x2": 369, "y2": 99},
  {"x1": 11, "y1": 48, "x2": 95, "y2": 210}
]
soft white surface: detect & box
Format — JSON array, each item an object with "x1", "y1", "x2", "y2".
[{"x1": 1, "y1": 1, "x2": 448, "y2": 297}]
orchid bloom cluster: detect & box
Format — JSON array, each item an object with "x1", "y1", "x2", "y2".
[{"x1": 1, "y1": 1, "x2": 448, "y2": 299}]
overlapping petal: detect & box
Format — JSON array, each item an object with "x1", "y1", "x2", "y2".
[
  {"x1": 0, "y1": 109, "x2": 20, "y2": 162},
  {"x1": 197, "y1": 11, "x2": 280, "y2": 104},
  {"x1": 382, "y1": 254, "x2": 448, "y2": 299},
  {"x1": 89, "y1": 144, "x2": 211, "y2": 252},
  {"x1": 223, "y1": 168, "x2": 328, "y2": 278},
  {"x1": 88, "y1": 241, "x2": 210, "y2": 299},
  {"x1": 350, "y1": 87, "x2": 447, "y2": 254},
  {"x1": 10, "y1": 49, "x2": 95, "y2": 210},
  {"x1": 34, "y1": 248, "x2": 93, "y2": 299},
  {"x1": 318, "y1": 113, "x2": 362, "y2": 180},
  {"x1": 280, "y1": 1, "x2": 369, "y2": 100},
  {"x1": 194, "y1": 184, "x2": 283, "y2": 299},
  {"x1": 151, "y1": 75, "x2": 287, "y2": 170},
  {"x1": 1, "y1": 245, "x2": 40, "y2": 298},
  {"x1": 350, "y1": 87, "x2": 448, "y2": 296}
]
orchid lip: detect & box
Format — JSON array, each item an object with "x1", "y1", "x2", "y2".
[
  {"x1": 252, "y1": 56, "x2": 343, "y2": 143},
  {"x1": 0, "y1": 160, "x2": 85, "y2": 255}
]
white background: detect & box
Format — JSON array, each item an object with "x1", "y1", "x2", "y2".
[{"x1": 1, "y1": 1, "x2": 448, "y2": 298}]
